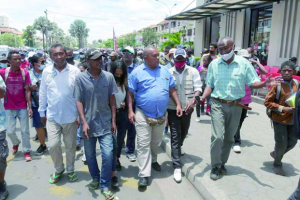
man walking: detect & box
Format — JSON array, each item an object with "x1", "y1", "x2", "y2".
[
  {"x1": 168, "y1": 49, "x2": 202, "y2": 183},
  {"x1": 200, "y1": 43, "x2": 219, "y2": 65},
  {"x1": 75, "y1": 48, "x2": 117, "y2": 199},
  {"x1": 39, "y1": 44, "x2": 80, "y2": 183},
  {"x1": 200, "y1": 37, "x2": 282, "y2": 181},
  {"x1": 127, "y1": 47, "x2": 183, "y2": 187},
  {"x1": 0, "y1": 51, "x2": 32, "y2": 162}
]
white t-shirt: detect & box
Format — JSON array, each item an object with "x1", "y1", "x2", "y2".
[{"x1": 115, "y1": 85, "x2": 126, "y2": 109}]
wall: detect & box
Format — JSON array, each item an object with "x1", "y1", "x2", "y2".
[
  {"x1": 268, "y1": 0, "x2": 300, "y2": 66},
  {"x1": 194, "y1": 0, "x2": 206, "y2": 57}
]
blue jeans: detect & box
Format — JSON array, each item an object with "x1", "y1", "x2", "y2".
[
  {"x1": 76, "y1": 124, "x2": 83, "y2": 146},
  {"x1": 116, "y1": 109, "x2": 128, "y2": 158},
  {"x1": 84, "y1": 134, "x2": 113, "y2": 190},
  {"x1": 126, "y1": 104, "x2": 136, "y2": 154}
]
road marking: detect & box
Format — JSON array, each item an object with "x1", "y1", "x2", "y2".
[
  {"x1": 7, "y1": 154, "x2": 15, "y2": 166},
  {"x1": 77, "y1": 165, "x2": 89, "y2": 172},
  {"x1": 120, "y1": 178, "x2": 149, "y2": 193},
  {"x1": 48, "y1": 185, "x2": 76, "y2": 199}
]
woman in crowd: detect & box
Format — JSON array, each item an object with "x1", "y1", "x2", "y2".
[{"x1": 28, "y1": 54, "x2": 47, "y2": 155}]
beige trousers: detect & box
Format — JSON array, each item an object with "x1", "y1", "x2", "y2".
[
  {"x1": 46, "y1": 120, "x2": 77, "y2": 173},
  {"x1": 135, "y1": 108, "x2": 165, "y2": 177}
]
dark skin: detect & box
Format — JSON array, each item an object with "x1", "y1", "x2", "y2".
[
  {"x1": 200, "y1": 38, "x2": 283, "y2": 103},
  {"x1": 281, "y1": 66, "x2": 295, "y2": 114},
  {"x1": 209, "y1": 45, "x2": 217, "y2": 56},
  {"x1": 127, "y1": 48, "x2": 183, "y2": 123},
  {"x1": 123, "y1": 50, "x2": 134, "y2": 67},
  {"x1": 8, "y1": 54, "x2": 32, "y2": 118},
  {"x1": 76, "y1": 55, "x2": 116, "y2": 140}
]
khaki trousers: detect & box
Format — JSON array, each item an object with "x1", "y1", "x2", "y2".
[
  {"x1": 47, "y1": 120, "x2": 77, "y2": 173},
  {"x1": 135, "y1": 108, "x2": 165, "y2": 177},
  {"x1": 210, "y1": 99, "x2": 242, "y2": 168}
]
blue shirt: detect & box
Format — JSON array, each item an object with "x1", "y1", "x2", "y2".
[
  {"x1": 127, "y1": 62, "x2": 137, "y2": 77},
  {"x1": 128, "y1": 64, "x2": 176, "y2": 118}
]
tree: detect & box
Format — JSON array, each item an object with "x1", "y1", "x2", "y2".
[
  {"x1": 62, "y1": 36, "x2": 78, "y2": 49},
  {"x1": 103, "y1": 39, "x2": 113, "y2": 49},
  {"x1": 122, "y1": 33, "x2": 136, "y2": 47},
  {"x1": 33, "y1": 16, "x2": 53, "y2": 49},
  {"x1": 22, "y1": 25, "x2": 36, "y2": 47},
  {"x1": 160, "y1": 32, "x2": 182, "y2": 51},
  {"x1": 142, "y1": 28, "x2": 158, "y2": 47},
  {"x1": 48, "y1": 22, "x2": 65, "y2": 45},
  {"x1": 69, "y1": 20, "x2": 89, "y2": 48},
  {"x1": 0, "y1": 33, "x2": 23, "y2": 47}
]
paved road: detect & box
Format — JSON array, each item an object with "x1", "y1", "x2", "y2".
[{"x1": 5, "y1": 124, "x2": 202, "y2": 200}]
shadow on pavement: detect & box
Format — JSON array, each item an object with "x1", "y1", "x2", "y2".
[
  {"x1": 200, "y1": 119, "x2": 211, "y2": 124},
  {"x1": 247, "y1": 111, "x2": 260, "y2": 115},
  {"x1": 226, "y1": 165, "x2": 274, "y2": 188},
  {"x1": 184, "y1": 154, "x2": 203, "y2": 180},
  {"x1": 194, "y1": 163, "x2": 211, "y2": 179},
  {"x1": 241, "y1": 140, "x2": 263, "y2": 148},
  {"x1": 261, "y1": 161, "x2": 300, "y2": 177},
  {"x1": 7, "y1": 184, "x2": 27, "y2": 199}
]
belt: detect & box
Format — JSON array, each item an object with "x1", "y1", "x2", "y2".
[{"x1": 213, "y1": 98, "x2": 252, "y2": 111}]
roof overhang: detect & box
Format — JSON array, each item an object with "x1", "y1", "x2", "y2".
[{"x1": 165, "y1": 0, "x2": 280, "y2": 21}]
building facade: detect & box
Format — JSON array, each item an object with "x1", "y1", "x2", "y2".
[{"x1": 0, "y1": 16, "x2": 9, "y2": 27}]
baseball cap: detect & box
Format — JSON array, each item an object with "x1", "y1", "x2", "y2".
[
  {"x1": 290, "y1": 57, "x2": 297, "y2": 62},
  {"x1": 109, "y1": 52, "x2": 118, "y2": 57},
  {"x1": 122, "y1": 46, "x2": 134, "y2": 54},
  {"x1": 174, "y1": 48, "x2": 187, "y2": 59},
  {"x1": 165, "y1": 48, "x2": 176, "y2": 61},
  {"x1": 0, "y1": 56, "x2": 7, "y2": 62},
  {"x1": 20, "y1": 51, "x2": 26, "y2": 55},
  {"x1": 137, "y1": 50, "x2": 143, "y2": 55},
  {"x1": 238, "y1": 49, "x2": 250, "y2": 58},
  {"x1": 85, "y1": 48, "x2": 103, "y2": 60}
]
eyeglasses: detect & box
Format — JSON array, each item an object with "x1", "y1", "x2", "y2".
[{"x1": 122, "y1": 51, "x2": 132, "y2": 55}]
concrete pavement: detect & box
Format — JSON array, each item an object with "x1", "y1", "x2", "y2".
[
  {"x1": 6, "y1": 124, "x2": 202, "y2": 200},
  {"x1": 161, "y1": 100, "x2": 300, "y2": 200}
]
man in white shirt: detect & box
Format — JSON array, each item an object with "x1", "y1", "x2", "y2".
[
  {"x1": 39, "y1": 44, "x2": 80, "y2": 184},
  {"x1": 168, "y1": 49, "x2": 202, "y2": 183}
]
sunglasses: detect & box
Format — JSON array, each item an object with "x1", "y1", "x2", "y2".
[{"x1": 122, "y1": 51, "x2": 132, "y2": 55}]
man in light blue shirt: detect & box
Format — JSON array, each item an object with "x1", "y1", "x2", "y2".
[{"x1": 127, "y1": 47, "x2": 182, "y2": 187}]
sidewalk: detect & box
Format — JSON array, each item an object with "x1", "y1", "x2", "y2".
[{"x1": 161, "y1": 99, "x2": 300, "y2": 200}]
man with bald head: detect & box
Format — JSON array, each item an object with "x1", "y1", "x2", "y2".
[
  {"x1": 127, "y1": 47, "x2": 183, "y2": 187},
  {"x1": 199, "y1": 37, "x2": 282, "y2": 180}
]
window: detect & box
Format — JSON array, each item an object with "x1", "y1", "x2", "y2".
[{"x1": 187, "y1": 29, "x2": 192, "y2": 36}]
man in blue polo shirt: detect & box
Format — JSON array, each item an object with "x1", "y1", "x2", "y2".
[{"x1": 127, "y1": 47, "x2": 183, "y2": 187}]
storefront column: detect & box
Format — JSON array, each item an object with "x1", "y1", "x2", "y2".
[{"x1": 194, "y1": 0, "x2": 206, "y2": 57}]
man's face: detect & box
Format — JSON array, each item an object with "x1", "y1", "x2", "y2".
[
  {"x1": 164, "y1": 48, "x2": 170, "y2": 56},
  {"x1": 111, "y1": 56, "x2": 117, "y2": 61},
  {"x1": 78, "y1": 66, "x2": 86, "y2": 72},
  {"x1": 122, "y1": 50, "x2": 134, "y2": 63},
  {"x1": 87, "y1": 56, "x2": 103, "y2": 70},
  {"x1": 174, "y1": 55, "x2": 186, "y2": 63},
  {"x1": 209, "y1": 46, "x2": 216, "y2": 53},
  {"x1": 50, "y1": 46, "x2": 67, "y2": 66},
  {"x1": 145, "y1": 49, "x2": 159, "y2": 68},
  {"x1": 9, "y1": 54, "x2": 21, "y2": 68},
  {"x1": 21, "y1": 54, "x2": 26, "y2": 60},
  {"x1": 66, "y1": 50, "x2": 73, "y2": 58},
  {"x1": 247, "y1": 48, "x2": 252, "y2": 54},
  {"x1": 218, "y1": 41, "x2": 234, "y2": 55},
  {"x1": 281, "y1": 66, "x2": 294, "y2": 81}
]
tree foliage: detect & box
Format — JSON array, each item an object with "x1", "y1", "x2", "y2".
[
  {"x1": 33, "y1": 16, "x2": 53, "y2": 49},
  {"x1": 69, "y1": 20, "x2": 89, "y2": 48},
  {"x1": 22, "y1": 25, "x2": 36, "y2": 47},
  {"x1": 160, "y1": 32, "x2": 182, "y2": 51},
  {"x1": 142, "y1": 28, "x2": 158, "y2": 47},
  {"x1": 49, "y1": 22, "x2": 65, "y2": 45},
  {"x1": 0, "y1": 33, "x2": 23, "y2": 47}
]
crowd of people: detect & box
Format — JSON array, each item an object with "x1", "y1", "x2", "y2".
[{"x1": 0, "y1": 36, "x2": 299, "y2": 200}]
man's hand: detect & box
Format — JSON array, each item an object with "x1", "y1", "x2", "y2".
[
  {"x1": 249, "y1": 58, "x2": 257, "y2": 64},
  {"x1": 184, "y1": 101, "x2": 194, "y2": 115},
  {"x1": 82, "y1": 122, "x2": 90, "y2": 140},
  {"x1": 41, "y1": 117, "x2": 47, "y2": 125},
  {"x1": 111, "y1": 121, "x2": 117, "y2": 135},
  {"x1": 121, "y1": 102, "x2": 126, "y2": 109},
  {"x1": 76, "y1": 118, "x2": 80, "y2": 129},
  {"x1": 30, "y1": 84, "x2": 38, "y2": 91},
  {"x1": 128, "y1": 111, "x2": 136, "y2": 124},
  {"x1": 283, "y1": 107, "x2": 295, "y2": 114},
  {"x1": 265, "y1": 74, "x2": 283, "y2": 86},
  {"x1": 176, "y1": 105, "x2": 183, "y2": 117},
  {"x1": 28, "y1": 108, "x2": 33, "y2": 118}
]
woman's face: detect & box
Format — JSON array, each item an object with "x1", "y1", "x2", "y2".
[
  {"x1": 203, "y1": 57, "x2": 209, "y2": 66},
  {"x1": 114, "y1": 68, "x2": 123, "y2": 78},
  {"x1": 34, "y1": 57, "x2": 45, "y2": 69}
]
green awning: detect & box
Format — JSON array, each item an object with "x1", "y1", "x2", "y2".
[{"x1": 166, "y1": 0, "x2": 279, "y2": 20}]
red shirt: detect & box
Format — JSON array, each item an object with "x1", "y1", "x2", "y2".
[
  {"x1": 0, "y1": 68, "x2": 31, "y2": 110},
  {"x1": 20, "y1": 60, "x2": 30, "y2": 69}
]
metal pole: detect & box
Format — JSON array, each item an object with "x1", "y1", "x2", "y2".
[{"x1": 44, "y1": 9, "x2": 48, "y2": 50}]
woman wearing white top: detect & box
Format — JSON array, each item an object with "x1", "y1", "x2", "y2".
[{"x1": 111, "y1": 61, "x2": 128, "y2": 172}]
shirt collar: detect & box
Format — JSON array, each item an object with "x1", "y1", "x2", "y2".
[
  {"x1": 86, "y1": 69, "x2": 104, "y2": 79},
  {"x1": 52, "y1": 62, "x2": 70, "y2": 73},
  {"x1": 173, "y1": 65, "x2": 188, "y2": 74},
  {"x1": 142, "y1": 63, "x2": 161, "y2": 70},
  {"x1": 218, "y1": 54, "x2": 238, "y2": 65}
]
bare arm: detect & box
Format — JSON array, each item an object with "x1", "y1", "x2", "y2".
[
  {"x1": 0, "y1": 87, "x2": 5, "y2": 99},
  {"x1": 109, "y1": 94, "x2": 117, "y2": 134},
  {"x1": 201, "y1": 85, "x2": 213, "y2": 101},
  {"x1": 127, "y1": 90, "x2": 135, "y2": 123},
  {"x1": 169, "y1": 87, "x2": 183, "y2": 117},
  {"x1": 25, "y1": 85, "x2": 32, "y2": 117},
  {"x1": 76, "y1": 100, "x2": 90, "y2": 139}
]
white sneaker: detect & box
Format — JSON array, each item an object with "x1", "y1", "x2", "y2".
[
  {"x1": 181, "y1": 147, "x2": 185, "y2": 155},
  {"x1": 195, "y1": 117, "x2": 201, "y2": 122},
  {"x1": 174, "y1": 168, "x2": 182, "y2": 183},
  {"x1": 82, "y1": 153, "x2": 86, "y2": 162},
  {"x1": 233, "y1": 145, "x2": 241, "y2": 153}
]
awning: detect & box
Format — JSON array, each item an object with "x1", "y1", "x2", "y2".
[{"x1": 165, "y1": 0, "x2": 279, "y2": 20}]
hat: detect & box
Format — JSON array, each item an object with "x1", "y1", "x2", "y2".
[
  {"x1": 238, "y1": 49, "x2": 250, "y2": 58},
  {"x1": 122, "y1": 46, "x2": 134, "y2": 54},
  {"x1": 109, "y1": 52, "x2": 118, "y2": 57},
  {"x1": 290, "y1": 57, "x2": 297, "y2": 62},
  {"x1": 0, "y1": 56, "x2": 7, "y2": 62},
  {"x1": 85, "y1": 48, "x2": 103, "y2": 60},
  {"x1": 20, "y1": 51, "x2": 26, "y2": 55},
  {"x1": 137, "y1": 50, "x2": 143, "y2": 55},
  {"x1": 174, "y1": 48, "x2": 187, "y2": 59},
  {"x1": 202, "y1": 48, "x2": 209, "y2": 54},
  {"x1": 165, "y1": 48, "x2": 176, "y2": 61}
]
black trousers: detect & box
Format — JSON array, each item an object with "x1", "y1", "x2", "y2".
[
  {"x1": 168, "y1": 109, "x2": 192, "y2": 169},
  {"x1": 234, "y1": 105, "x2": 248, "y2": 145}
]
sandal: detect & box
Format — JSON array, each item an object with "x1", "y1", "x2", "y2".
[
  {"x1": 49, "y1": 169, "x2": 65, "y2": 184},
  {"x1": 67, "y1": 172, "x2": 78, "y2": 182},
  {"x1": 101, "y1": 189, "x2": 114, "y2": 200},
  {"x1": 89, "y1": 179, "x2": 100, "y2": 190}
]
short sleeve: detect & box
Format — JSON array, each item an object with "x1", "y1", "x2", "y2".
[
  {"x1": 205, "y1": 62, "x2": 215, "y2": 88},
  {"x1": 168, "y1": 71, "x2": 176, "y2": 88},
  {"x1": 25, "y1": 70, "x2": 32, "y2": 85},
  {"x1": 128, "y1": 72, "x2": 138, "y2": 93},
  {"x1": 108, "y1": 75, "x2": 118, "y2": 95},
  {"x1": 245, "y1": 61, "x2": 260, "y2": 86},
  {"x1": 74, "y1": 76, "x2": 83, "y2": 102}
]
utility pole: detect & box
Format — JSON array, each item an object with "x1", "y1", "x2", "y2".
[
  {"x1": 44, "y1": 9, "x2": 48, "y2": 51},
  {"x1": 156, "y1": 0, "x2": 176, "y2": 34}
]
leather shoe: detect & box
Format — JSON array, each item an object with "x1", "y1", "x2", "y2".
[
  {"x1": 138, "y1": 177, "x2": 148, "y2": 187},
  {"x1": 152, "y1": 162, "x2": 161, "y2": 171}
]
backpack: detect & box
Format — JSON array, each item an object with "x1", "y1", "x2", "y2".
[
  {"x1": 266, "y1": 79, "x2": 299, "y2": 118},
  {"x1": 4, "y1": 67, "x2": 26, "y2": 87}
]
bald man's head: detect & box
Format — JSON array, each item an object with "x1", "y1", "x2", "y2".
[
  {"x1": 144, "y1": 47, "x2": 159, "y2": 69},
  {"x1": 218, "y1": 37, "x2": 235, "y2": 61}
]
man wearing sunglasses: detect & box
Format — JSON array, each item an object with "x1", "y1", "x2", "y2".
[{"x1": 121, "y1": 46, "x2": 138, "y2": 163}]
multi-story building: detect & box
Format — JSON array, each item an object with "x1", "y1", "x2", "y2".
[{"x1": 0, "y1": 16, "x2": 9, "y2": 27}]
